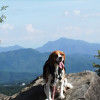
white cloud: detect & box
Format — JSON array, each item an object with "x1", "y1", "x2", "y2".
[
  {"x1": 65, "y1": 10, "x2": 81, "y2": 16},
  {"x1": 1, "y1": 24, "x2": 14, "y2": 30},
  {"x1": 0, "y1": 24, "x2": 14, "y2": 34},
  {"x1": 85, "y1": 29, "x2": 94, "y2": 35},
  {"x1": 73, "y1": 10, "x2": 80, "y2": 15},
  {"x1": 26, "y1": 24, "x2": 39, "y2": 33},
  {"x1": 83, "y1": 12, "x2": 100, "y2": 18},
  {"x1": 65, "y1": 11, "x2": 69, "y2": 16}
]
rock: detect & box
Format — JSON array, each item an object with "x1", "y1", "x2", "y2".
[
  {"x1": 5, "y1": 71, "x2": 100, "y2": 100},
  {"x1": 0, "y1": 93, "x2": 8, "y2": 100}
]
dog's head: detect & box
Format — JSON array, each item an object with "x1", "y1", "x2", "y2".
[{"x1": 48, "y1": 50, "x2": 65, "y2": 65}]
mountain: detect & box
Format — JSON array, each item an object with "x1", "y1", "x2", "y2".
[
  {"x1": 0, "y1": 49, "x2": 98, "y2": 73},
  {"x1": 36, "y1": 38, "x2": 100, "y2": 55},
  {"x1": 0, "y1": 71, "x2": 37, "y2": 83},
  {"x1": 0, "y1": 49, "x2": 49, "y2": 83},
  {"x1": 0, "y1": 48, "x2": 99, "y2": 83},
  {"x1": 0, "y1": 48, "x2": 49, "y2": 73},
  {"x1": 0, "y1": 45, "x2": 22, "y2": 53}
]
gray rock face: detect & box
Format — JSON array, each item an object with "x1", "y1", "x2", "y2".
[{"x1": 5, "y1": 71, "x2": 100, "y2": 100}]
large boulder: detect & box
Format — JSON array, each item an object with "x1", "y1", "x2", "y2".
[{"x1": 5, "y1": 71, "x2": 100, "y2": 100}]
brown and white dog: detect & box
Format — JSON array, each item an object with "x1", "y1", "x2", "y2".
[{"x1": 43, "y1": 50, "x2": 73, "y2": 100}]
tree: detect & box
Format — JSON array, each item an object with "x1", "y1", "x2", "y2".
[
  {"x1": 0, "y1": 6, "x2": 8, "y2": 43},
  {"x1": 0, "y1": 6, "x2": 8, "y2": 23},
  {"x1": 93, "y1": 50, "x2": 100, "y2": 76}
]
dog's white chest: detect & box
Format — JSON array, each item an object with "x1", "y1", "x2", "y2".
[{"x1": 54, "y1": 64, "x2": 64, "y2": 85}]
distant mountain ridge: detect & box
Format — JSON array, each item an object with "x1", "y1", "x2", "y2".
[
  {"x1": 0, "y1": 48, "x2": 47, "y2": 73},
  {"x1": 36, "y1": 38, "x2": 100, "y2": 55},
  {"x1": 0, "y1": 38, "x2": 100, "y2": 83},
  {"x1": 0, "y1": 45, "x2": 22, "y2": 53},
  {"x1": 0, "y1": 48, "x2": 49, "y2": 83},
  {"x1": 0, "y1": 48, "x2": 99, "y2": 83}
]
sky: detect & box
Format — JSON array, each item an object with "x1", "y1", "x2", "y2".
[{"x1": 0, "y1": 0, "x2": 100, "y2": 48}]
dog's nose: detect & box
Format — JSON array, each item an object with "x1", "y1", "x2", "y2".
[{"x1": 59, "y1": 57, "x2": 62, "y2": 60}]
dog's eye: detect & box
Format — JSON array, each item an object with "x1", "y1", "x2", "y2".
[{"x1": 61, "y1": 54, "x2": 64, "y2": 56}]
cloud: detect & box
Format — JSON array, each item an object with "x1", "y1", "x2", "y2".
[
  {"x1": 26, "y1": 24, "x2": 39, "y2": 33},
  {"x1": 73, "y1": 10, "x2": 80, "y2": 15},
  {"x1": 64, "y1": 10, "x2": 81, "y2": 16},
  {"x1": 1, "y1": 24, "x2": 14, "y2": 30},
  {"x1": 83, "y1": 12, "x2": 100, "y2": 18},
  {"x1": 0, "y1": 24, "x2": 14, "y2": 34},
  {"x1": 85, "y1": 29, "x2": 94, "y2": 35},
  {"x1": 65, "y1": 11, "x2": 69, "y2": 16}
]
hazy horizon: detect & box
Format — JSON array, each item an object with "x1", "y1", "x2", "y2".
[{"x1": 0, "y1": 37, "x2": 100, "y2": 49}]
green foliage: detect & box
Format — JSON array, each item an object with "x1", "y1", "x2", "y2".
[
  {"x1": 1, "y1": 6, "x2": 8, "y2": 11},
  {"x1": 0, "y1": 6, "x2": 8, "y2": 23},
  {"x1": 93, "y1": 50, "x2": 100, "y2": 76},
  {"x1": 0, "y1": 83, "x2": 25, "y2": 96}
]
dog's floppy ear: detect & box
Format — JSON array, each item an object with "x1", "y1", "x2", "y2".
[
  {"x1": 48, "y1": 51, "x2": 57, "y2": 63},
  {"x1": 63, "y1": 52, "x2": 65, "y2": 64},
  {"x1": 62, "y1": 52, "x2": 65, "y2": 61}
]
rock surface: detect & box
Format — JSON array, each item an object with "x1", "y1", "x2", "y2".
[
  {"x1": 5, "y1": 71, "x2": 100, "y2": 100},
  {"x1": 0, "y1": 93, "x2": 8, "y2": 100}
]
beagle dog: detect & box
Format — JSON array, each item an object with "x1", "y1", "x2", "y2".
[{"x1": 43, "y1": 50, "x2": 73, "y2": 100}]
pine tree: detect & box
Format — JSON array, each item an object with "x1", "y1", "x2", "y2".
[{"x1": 93, "y1": 50, "x2": 100, "y2": 76}]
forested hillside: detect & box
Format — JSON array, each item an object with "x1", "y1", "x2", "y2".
[{"x1": 0, "y1": 48, "x2": 99, "y2": 83}]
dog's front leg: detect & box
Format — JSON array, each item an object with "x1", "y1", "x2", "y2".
[
  {"x1": 59, "y1": 79, "x2": 65, "y2": 99},
  {"x1": 45, "y1": 75, "x2": 52, "y2": 100},
  {"x1": 59, "y1": 69, "x2": 65, "y2": 99}
]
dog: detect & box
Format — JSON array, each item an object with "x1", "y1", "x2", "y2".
[{"x1": 43, "y1": 50, "x2": 73, "y2": 100}]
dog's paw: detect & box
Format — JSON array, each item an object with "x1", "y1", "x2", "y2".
[
  {"x1": 67, "y1": 83, "x2": 73, "y2": 89},
  {"x1": 59, "y1": 94, "x2": 65, "y2": 99},
  {"x1": 45, "y1": 99, "x2": 52, "y2": 100}
]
